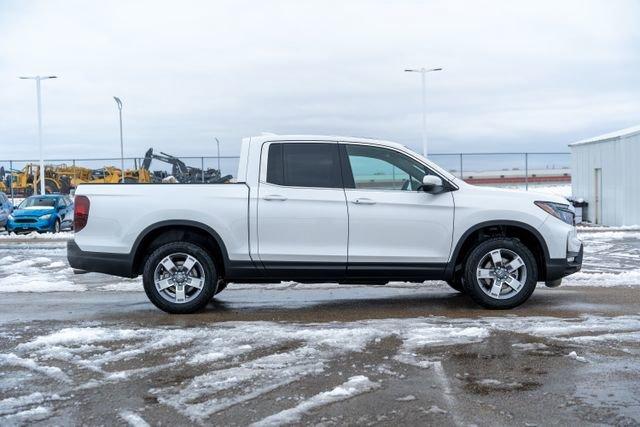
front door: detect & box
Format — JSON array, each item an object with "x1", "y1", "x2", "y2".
[
  {"x1": 257, "y1": 142, "x2": 348, "y2": 278},
  {"x1": 340, "y1": 143, "x2": 454, "y2": 279}
]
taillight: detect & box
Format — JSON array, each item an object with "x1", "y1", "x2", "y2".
[{"x1": 74, "y1": 196, "x2": 90, "y2": 232}]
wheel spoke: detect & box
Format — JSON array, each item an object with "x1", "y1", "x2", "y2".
[
  {"x1": 506, "y1": 256, "x2": 524, "y2": 273},
  {"x1": 489, "y1": 279, "x2": 503, "y2": 297},
  {"x1": 156, "y1": 278, "x2": 173, "y2": 291},
  {"x1": 189, "y1": 277, "x2": 205, "y2": 289},
  {"x1": 477, "y1": 269, "x2": 494, "y2": 279},
  {"x1": 504, "y1": 275, "x2": 523, "y2": 292},
  {"x1": 489, "y1": 250, "x2": 503, "y2": 267},
  {"x1": 182, "y1": 256, "x2": 197, "y2": 274},
  {"x1": 175, "y1": 285, "x2": 186, "y2": 303},
  {"x1": 161, "y1": 257, "x2": 178, "y2": 273}
]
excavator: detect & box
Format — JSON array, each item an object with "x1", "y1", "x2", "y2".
[{"x1": 143, "y1": 148, "x2": 233, "y2": 184}]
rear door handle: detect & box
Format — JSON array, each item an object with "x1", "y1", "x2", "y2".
[
  {"x1": 263, "y1": 194, "x2": 288, "y2": 201},
  {"x1": 353, "y1": 198, "x2": 376, "y2": 205}
]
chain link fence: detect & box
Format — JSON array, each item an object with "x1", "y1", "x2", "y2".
[{"x1": 0, "y1": 152, "x2": 570, "y2": 203}]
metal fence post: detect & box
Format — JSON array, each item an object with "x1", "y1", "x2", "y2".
[
  {"x1": 525, "y1": 153, "x2": 529, "y2": 191},
  {"x1": 9, "y1": 160, "x2": 14, "y2": 204},
  {"x1": 201, "y1": 157, "x2": 205, "y2": 183},
  {"x1": 459, "y1": 153, "x2": 463, "y2": 179}
]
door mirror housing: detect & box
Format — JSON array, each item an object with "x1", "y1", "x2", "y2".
[{"x1": 421, "y1": 175, "x2": 444, "y2": 193}]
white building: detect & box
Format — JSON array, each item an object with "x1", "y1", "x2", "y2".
[{"x1": 569, "y1": 125, "x2": 640, "y2": 226}]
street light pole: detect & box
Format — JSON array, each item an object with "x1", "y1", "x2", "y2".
[
  {"x1": 404, "y1": 67, "x2": 442, "y2": 157},
  {"x1": 215, "y1": 138, "x2": 221, "y2": 172},
  {"x1": 113, "y1": 97, "x2": 124, "y2": 183},
  {"x1": 19, "y1": 75, "x2": 58, "y2": 195}
]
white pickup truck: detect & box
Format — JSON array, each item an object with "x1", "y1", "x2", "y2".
[{"x1": 68, "y1": 135, "x2": 583, "y2": 313}]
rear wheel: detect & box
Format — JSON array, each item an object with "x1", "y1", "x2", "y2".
[
  {"x1": 143, "y1": 241, "x2": 217, "y2": 314},
  {"x1": 463, "y1": 238, "x2": 537, "y2": 309}
]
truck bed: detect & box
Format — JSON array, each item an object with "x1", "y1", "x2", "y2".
[{"x1": 73, "y1": 183, "x2": 251, "y2": 261}]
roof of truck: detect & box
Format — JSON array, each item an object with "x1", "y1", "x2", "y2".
[{"x1": 246, "y1": 134, "x2": 408, "y2": 151}]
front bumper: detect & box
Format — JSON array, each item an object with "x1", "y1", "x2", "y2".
[
  {"x1": 545, "y1": 244, "x2": 583, "y2": 281},
  {"x1": 67, "y1": 240, "x2": 135, "y2": 278},
  {"x1": 7, "y1": 218, "x2": 55, "y2": 233}
]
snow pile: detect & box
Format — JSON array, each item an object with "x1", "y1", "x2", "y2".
[
  {"x1": 499, "y1": 184, "x2": 571, "y2": 198},
  {"x1": 0, "y1": 232, "x2": 73, "y2": 241},
  {"x1": 566, "y1": 351, "x2": 588, "y2": 363},
  {"x1": 119, "y1": 410, "x2": 150, "y2": 427},
  {"x1": 0, "y1": 392, "x2": 60, "y2": 424},
  {"x1": 564, "y1": 270, "x2": 640, "y2": 287},
  {"x1": 252, "y1": 376, "x2": 379, "y2": 426},
  {"x1": 0, "y1": 257, "x2": 82, "y2": 292}
]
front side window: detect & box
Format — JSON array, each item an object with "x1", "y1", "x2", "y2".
[
  {"x1": 266, "y1": 143, "x2": 342, "y2": 188},
  {"x1": 344, "y1": 144, "x2": 430, "y2": 191}
]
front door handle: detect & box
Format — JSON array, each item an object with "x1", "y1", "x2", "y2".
[
  {"x1": 263, "y1": 194, "x2": 288, "y2": 201},
  {"x1": 353, "y1": 198, "x2": 376, "y2": 205}
]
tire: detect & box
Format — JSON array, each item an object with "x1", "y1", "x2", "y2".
[
  {"x1": 143, "y1": 241, "x2": 218, "y2": 314},
  {"x1": 445, "y1": 277, "x2": 465, "y2": 293},
  {"x1": 462, "y1": 237, "x2": 538, "y2": 309},
  {"x1": 45, "y1": 178, "x2": 59, "y2": 194},
  {"x1": 53, "y1": 220, "x2": 60, "y2": 233}
]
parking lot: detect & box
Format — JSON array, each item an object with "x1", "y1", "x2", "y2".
[{"x1": 0, "y1": 229, "x2": 639, "y2": 426}]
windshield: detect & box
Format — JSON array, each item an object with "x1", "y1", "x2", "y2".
[{"x1": 19, "y1": 197, "x2": 57, "y2": 209}]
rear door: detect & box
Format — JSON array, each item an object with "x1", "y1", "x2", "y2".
[
  {"x1": 340, "y1": 143, "x2": 454, "y2": 278},
  {"x1": 257, "y1": 141, "x2": 348, "y2": 277}
]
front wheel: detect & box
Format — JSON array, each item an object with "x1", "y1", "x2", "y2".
[
  {"x1": 143, "y1": 241, "x2": 217, "y2": 314},
  {"x1": 52, "y1": 219, "x2": 60, "y2": 234},
  {"x1": 463, "y1": 238, "x2": 538, "y2": 309}
]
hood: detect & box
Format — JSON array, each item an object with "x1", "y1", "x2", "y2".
[
  {"x1": 458, "y1": 181, "x2": 570, "y2": 205},
  {"x1": 13, "y1": 206, "x2": 55, "y2": 217}
]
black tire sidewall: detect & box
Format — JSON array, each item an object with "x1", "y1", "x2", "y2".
[
  {"x1": 143, "y1": 241, "x2": 217, "y2": 314},
  {"x1": 463, "y1": 238, "x2": 538, "y2": 309}
]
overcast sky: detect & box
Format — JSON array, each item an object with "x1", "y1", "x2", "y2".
[{"x1": 1, "y1": 0, "x2": 639, "y2": 162}]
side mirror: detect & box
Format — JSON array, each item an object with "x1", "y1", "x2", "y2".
[{"x1": 421, "y1": 175, "x2": 444, "y2": 193}]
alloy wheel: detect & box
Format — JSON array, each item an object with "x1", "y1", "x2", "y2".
[
  {"x1": 475, "y1": 248, "x2": 527, "y2": 300},
  {"x1": 153, "y1": 252, "x2": 206, "y2": 304}
]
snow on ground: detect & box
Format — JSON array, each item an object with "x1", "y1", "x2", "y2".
[
  {"x1": 251, "y1": 375, "x2": 379, "y2": 426},
  {"x1": 0, "y1": 314, "x2": 639, "y2": 423},
  {"x1": 119, "y1": 410, "x2": 151, "y2": 427}
]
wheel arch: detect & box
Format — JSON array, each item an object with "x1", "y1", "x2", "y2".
[
  {"x1": 131, "y1": 220, "x2": 230, "y2": 277},
  {"x1": 447, "y1": 220, "x2": 550, "y2": 281}
]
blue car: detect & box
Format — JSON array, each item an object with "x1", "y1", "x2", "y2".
[
  {"x1": 7, "y1": 194, "x2": 74, "y2": 234},
  {"x1": 0, "y1": 192, "x2": 14, "y2": 228}
]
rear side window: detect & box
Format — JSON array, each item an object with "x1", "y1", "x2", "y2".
[
  {"x1": 266, "y1": 143, "x2": 342, "y2": 188},
  {"x1": 266, "y1": 144, "x2": 284, "y2": 185}
]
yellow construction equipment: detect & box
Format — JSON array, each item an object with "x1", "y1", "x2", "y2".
[{"x1": 3, "y1": 163, "x2": 152, "y2": 196}]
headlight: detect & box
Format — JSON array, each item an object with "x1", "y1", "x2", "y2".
[
  {"x1": 8, "y1": 214, "x2": 14, "y2": 221},
  {"x1": 39, "y1": 214, "x2": 52, "y2": 220},
  {"x1": 535, "y1": 201, "x2": 574, "y2": 225}
]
